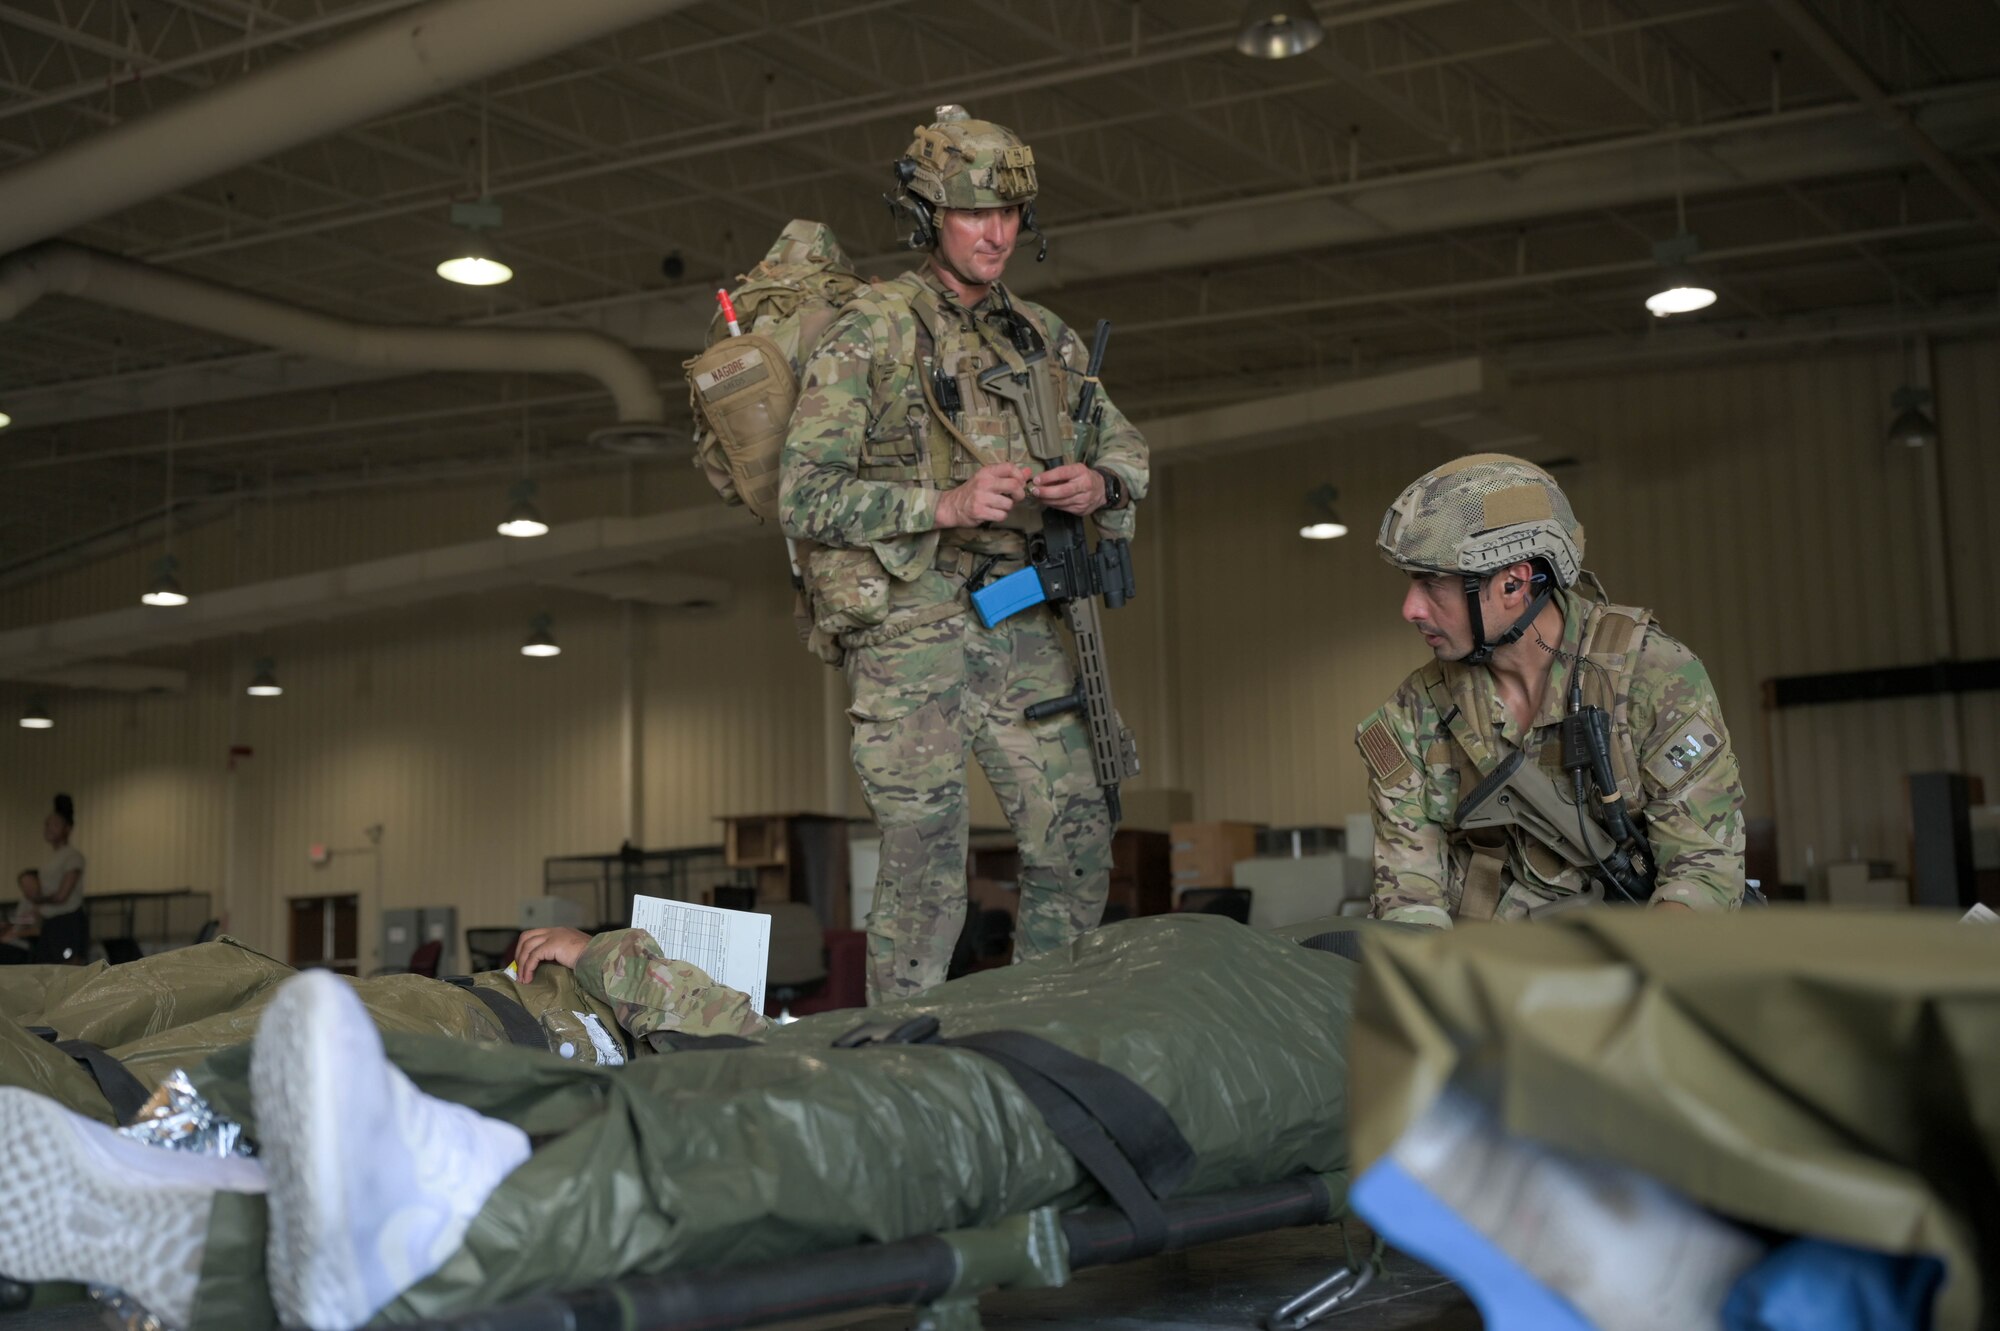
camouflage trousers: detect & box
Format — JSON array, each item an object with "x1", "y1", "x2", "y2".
[{"x1": 846, "y1": 607, "x2": 1111, "y2": 1003}]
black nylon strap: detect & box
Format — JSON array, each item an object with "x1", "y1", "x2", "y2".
[
  {"x1": 948, "y1": 1031, "x2": 1195, "y2": 1197},
  {"x1": 1296, "y1": 930, "x2": 1367, "y2": 963},
  {"x1": 53, "y1": 1038, "x2": 151, "y2": 1125},
  {"x1": 944, "y1": 1031, "x2": 1196, "y2": 1260},
  {"x1": 465, "y1": 986, "x2": 549, "y2": 1051},
  {"x1": 648, "y1": 1032, "x2": 761, "y2": 1052}
]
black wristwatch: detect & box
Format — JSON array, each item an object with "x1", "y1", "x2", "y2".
[{"x1": 1093, "y1": 467, "x2": 1128, "y2": 511}]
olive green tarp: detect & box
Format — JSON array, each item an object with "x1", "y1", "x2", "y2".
[
  {"x1": 3, "y1": 915, "x2": 1355, "y2": 1328},
  {"x1": 1349, "y1": 909, "x2": 2000, "y2": 1330},
  {"x1": 0, "y1": 937, "x2": 627, "y2": 1125}
]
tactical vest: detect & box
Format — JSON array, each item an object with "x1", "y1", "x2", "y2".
[
  {"x1": 806, "y1": 273, "x2": 1084, "y2": 649},
  {"x1": 1418, "y1": 599, "x2": 1654, "y2": 920}
]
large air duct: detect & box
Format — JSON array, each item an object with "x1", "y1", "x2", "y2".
[
  {"x1": 0, "y1": 0, "x2": 698, "y2": 256},
  {"x1": 0, "y1": 243, "x2": 669, "y2": 447}
]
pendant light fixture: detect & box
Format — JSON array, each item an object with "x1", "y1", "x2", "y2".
[
  {"x1": 1886, "y1": 386, "x2": 1938, "y2": 450},
  {"x1": 0, "y1": 410, "x2": 12, "y2": 429},
  {"x1": 439, "y1": 87, "x2": 513, "y2": 287},
  {"x1": 497, "y1": 422, "x2": 548, "y2": 537},
  {"x1": 142, "y1": 418, "x2": 190, "y2": 606},
  {"x1": 141, "y1": 554, "x2": 189, "y2": 606},
  {"x1": 18, "y1": 697, "x2": 52, "y2": 730},
  {"x1": 1299, "y1": 483, "x2": 1349, "y2": 540},
  {"x1": 520, "y1": 612, "x2": 561, "y2": 658},
  {"x1": 1236, "y1": 2, "x2": 1326, "y2": 59},
  {"x1": 247, "y1": 658, "x2": 284, "y2": 697},
  {"x1": 1645, "y1": 145, "x2": 1716, "y2": 317},
  {"x1": 497, "y1": 479, "x2": 549, "y2": 537}
]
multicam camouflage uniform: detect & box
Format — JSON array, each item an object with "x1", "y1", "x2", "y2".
[
  {"x1": 780, "y1": 109, "x2": 1149, "y2": 1002},
  {"x1": 1356, "y1": 455, "x2": 1745, "y2": 926},
  {"x1": 575, "y1": 928, "x2": 772, "y2": 1045}
]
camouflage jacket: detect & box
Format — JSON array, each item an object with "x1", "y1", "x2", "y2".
[
  {"x1": 779, "y1": 266, "x2": 1148, "y2": 645},
  {"x1": 1355, "y1": 589, "x2": 1745, "y2": 926},
  {"x1": 575, "y1": 928, "x2": 772, "y2": 1049}
]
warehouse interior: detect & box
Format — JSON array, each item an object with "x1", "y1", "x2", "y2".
[{"x1": 1, "y1": 1, "x2": 1997, "y2": 1329}]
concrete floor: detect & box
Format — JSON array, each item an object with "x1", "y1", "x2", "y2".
[{"x1": 3, "y1": 1223, "x2": 1477, "y2": 1330}]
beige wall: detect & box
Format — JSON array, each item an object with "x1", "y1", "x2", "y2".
[
  {"x1": 3, "y1": 335, "x2": 1993, "y2": 960},
  {"x1": 1154, "y1": 335, "x2": 1998, "y2": 880}
]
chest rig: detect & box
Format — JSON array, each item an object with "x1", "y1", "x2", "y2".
[
  {"x1": 854, "y1": 274, "x2": 1080, "y2": 554},
  {"x1": 1419, "y1": 600, "x2": 1655, "y2": 918}
]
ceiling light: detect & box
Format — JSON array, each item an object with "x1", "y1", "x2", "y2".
[
  {"x1": 18, "y1": 697, "x2": 52, "y2": 730},
  {"x1": 247, "y1": 658, "x2": 284, "y2": 698},
  {"x1": 141, "y1": 554, "x2": 189, "y2": 607},
  {"x1": 1236, "y1": 1, "x2": 1325, "y2": 59},
  {"x1": 1646, "y1": 233, "x2": 1716, "y2": 317},
  {"x1": 438, "y1": 199, "x2": 513, "y2": 287},
  {"x1": 496, "y1": 478, "x2": 549, "y2": 538},
  {"x1": 1300, "y1": 483, "x2": 1348, "y2": 540},
  {"x1": 521, "y1": 612, "x2": 561, "y2": 658},
  {"x1": 0, "y1": 411, "x2": 12, "y2": 430},
  {"x1": 1887, "y1": 386, "x2": 1938, "y2": 450}
]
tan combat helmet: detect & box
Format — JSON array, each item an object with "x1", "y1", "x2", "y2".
[
  {"x1": 887, "y1": 105, "x2": 1047, "y2": 258},
  {"x1": 1378, "y1": 453, "x2": 1585, "y2": 663}
]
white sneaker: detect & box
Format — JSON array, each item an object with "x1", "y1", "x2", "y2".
[
  {"x1": 252, "y1": 969, "x2": 532, "y2": 1331},
  {"x1": 0, "y1": 1086, "x2": 268, "y2": 1328}
]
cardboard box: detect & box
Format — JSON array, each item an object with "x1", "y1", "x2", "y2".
[
  {"x1": 1811, "y1": 860, "x2": 1909, "y2": 909},
  {"x1": 1170, "y1": 821, "x2": 1263, "y2": 888}
]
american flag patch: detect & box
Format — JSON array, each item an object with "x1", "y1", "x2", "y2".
[{"x1": 1360, "y1": 719, "x2": 1411, "y2": 784}]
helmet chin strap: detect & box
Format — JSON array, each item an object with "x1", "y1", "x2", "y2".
[{"x1": 1461, "y1": 572, "x2": 1553, "y2": 667}]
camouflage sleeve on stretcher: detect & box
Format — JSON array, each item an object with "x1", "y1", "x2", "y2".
[
  {"x1": 779, "y1": 307, "x2": 941, "y2": 548},
  {"x1": 1355, "y1": 678, "x2": 1455, "y2": 930},
  {"x1": 1030, "y1": 301, "x2": 1150, "y2": 541},
  {"x1": 1624, "y1": 627, "x2": 1747, "y2": 910},
  {"x1": 574, "y1": 928, "x2": 773, "y2": 1043}
]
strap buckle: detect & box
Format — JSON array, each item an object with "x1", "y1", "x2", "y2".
[{"x1": 830, "y1": 1014, "x2": 942, "y2": 1049}]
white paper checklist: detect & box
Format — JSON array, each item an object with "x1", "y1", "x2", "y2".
[{"x1": 629, "y1": 894, "x2": 772, "y2": 1013}]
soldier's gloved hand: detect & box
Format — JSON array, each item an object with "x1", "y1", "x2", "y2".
[
  {"x1": 514, "y1": 926, "x2": 591, "y2": 982},
  {"x1": 935, "y1": 463, "x2": 1033, "y2": 527},
  {"x1": 1031, "y1": 462, "x2": 1106, "y2": 516}
]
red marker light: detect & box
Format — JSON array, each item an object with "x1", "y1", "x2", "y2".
[{"x1": 716, "y1": 289, "x2": 742, "y2": 337}]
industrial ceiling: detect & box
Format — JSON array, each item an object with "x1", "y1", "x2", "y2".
[{"x1": 1, "y1": 0, "x2": 1996, "y2": 577}]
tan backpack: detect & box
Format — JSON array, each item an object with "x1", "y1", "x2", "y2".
[{"x1": 683, "y1": 220, "x2": 866, "y2": 522}]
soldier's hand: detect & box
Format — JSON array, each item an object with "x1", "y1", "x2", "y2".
[
  {"x1": 936, "y1": 463, "x2": 1033, "y2": 527},
  {"x1": 1032, "y1": 463, "x2": 1106, "y2": 515},
  {"x1": 514, "y1": 926, "x2": 591, "y2": 982}
]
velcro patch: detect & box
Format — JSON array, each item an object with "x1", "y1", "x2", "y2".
[
  {"x1": 1643, "y1": 709, "x2": 1724, "y2": 793},
  {"x1": 1360, "y1": 719, "x2": 1412, "y2": 785},
  {"x1": 695, "y1": 349, "x2": 771, "y2": 402}
]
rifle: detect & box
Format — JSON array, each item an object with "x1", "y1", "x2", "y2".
[
  {"x1": 968, "y1": 319, "x2": 1141, "y2": 823},
  {"x1": 1453, "y1": 748, "x2": 1654, "y2": 915}
]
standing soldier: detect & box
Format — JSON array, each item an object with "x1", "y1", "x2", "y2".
[
  {"x1": 781, "y1": 107, "x2": 1149, "y2": 1001},
  {"x1": 1357, "y1": 454, "x2": 1745, "y2": 925}
]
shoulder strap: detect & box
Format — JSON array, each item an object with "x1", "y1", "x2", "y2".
[
  {"x1": 1582, "y1": 602, "x2": 1651, "y2": 666},
  {"x1": 1578, "y1": 602, "x2": 1654, "y2": 791},
  {"x1": 1420, "y1": 661, "x2": 1501, "y2": 780}
]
